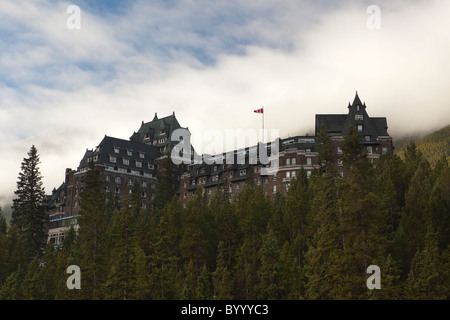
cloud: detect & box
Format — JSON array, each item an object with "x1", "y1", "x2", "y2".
[{"x1": 0, "y1": 0, "x2": 449, "y2": 206}]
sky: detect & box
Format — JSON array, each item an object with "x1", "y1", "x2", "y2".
[{"x1": 0, "y1": 0, "x2": 449, "y2": 207}]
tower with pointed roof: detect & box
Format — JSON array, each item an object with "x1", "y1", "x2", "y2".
[
  {"x1": 129, "y1": 111, "x2": 189, "y2": 156},
  {"x1": 315, "y1": 91, "x2": 393, "y2": 174}
]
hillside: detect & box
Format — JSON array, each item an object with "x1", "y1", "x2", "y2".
[
  {"x1": 0, "y1": 205, "x2": 12, "y2": 226},
  {"x1": 396, "y1": 124, "x2": 450, "y2": 166}
]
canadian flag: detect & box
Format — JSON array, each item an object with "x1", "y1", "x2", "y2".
[{"x1": 253, "y1": 107, "x2": 263, "y2": 114}]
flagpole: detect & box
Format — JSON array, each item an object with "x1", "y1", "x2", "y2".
[{"x1": 262, "y1": 106, "x2": 264, "y2": 143}]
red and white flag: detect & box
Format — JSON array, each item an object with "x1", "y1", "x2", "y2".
[{"x1": 254, "y1": 107, "x2": 263, "y2": 114}]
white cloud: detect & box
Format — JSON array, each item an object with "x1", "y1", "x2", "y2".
[{"x1": 0, "y1": 0, "x2": 449, "y2": 207}]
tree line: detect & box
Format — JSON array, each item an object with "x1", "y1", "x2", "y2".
[{"x1": 0, "y1": 127, "x2": 449, "y2": 300}]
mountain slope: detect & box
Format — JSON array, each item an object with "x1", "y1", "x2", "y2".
[{"x1": 396, "y1": 124, "x2": 450, "y2": 166}]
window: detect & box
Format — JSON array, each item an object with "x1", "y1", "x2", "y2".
[
  {"x1": 365, "y1": 135, "x2": 370, "y2": 142},
  {"x1": 128, "y1": 179, "x2": 134, "y2": 185},
  {"x1": 286, "y1": 158, "x2": 290, "y2": 166},
  {"x1": 337, "y1": 147, "x2": 342, "y2": 154},
  {"x1": 357, "y1": 105, "x2": 360, "y2": 111},
  {"x1": 273, "y1": 185, "x2": 277, "y2": 193},
  {"x1": 142, "y1": 181, "x2": 148, "y2": 187},
  {"x1": 105, "y1": 175, "x2": 110, "y2": 182},
  {"x1": 123, "y1": 159, "x2": 129, "y2": 165},
  {"x1": 115, "y1": 187, "x2": 120, "y2": 194},
  {"x1": 136, "y1": 161, "x2": 142, "y2": 168},
  {"x1": 367, "y1": 146, "x2": 373, "y2": 154},
  {"x1": 114, "y1": 147, "x2": 120, "y2": 154},
  {"x1": 355, "y1": 114, "x2": 363, "y2": 120},
  {"x1": 286, "y1": 171, "x2": 290, "y2": 178},
  {"x1": 357, "y1": 125, "x2": 363, "y2": 132},
  {"x1": 292, "y1": 171, "x2": 296, "y2": 178},
  {"x1": 148, "y1": 163, "x2": 155, "y2": 170},
  {"x1": 273, "y1": 174, "x2": 277, "y2": 181},
  {"x1": 307, "y1": 157, "x2": 312, "y2": 165},
  {"x1": 382, "y1": 147, "x2": 388, "y2": 154},
  {"x1": 127, "y1": 150, "x2": 132, "y2": 156},
  {"x1": 307, "y1": 170, "x2": 312, "y2": 178},
  {"x1": 240, "y1": 169, "x2": 246, "y2": 177},
  {"x1": 292, "y1": 158, "x2": 296, "y2": 165},
  {"x1": 139, "y1": 152, "x2": 145, "y2": 159},
  {"x1": 115, "y1": 177, "x2": 121, "y2": 183},
  {"x1": 141, "y1": 192, "x2": 146, "y2": 198},
  {"x1": 213, "y1": 166, "x2": 218, "y2": 172},
  {"x1": 110, "y1": 156, "x2": 117, "y2": 163},
  {"x1": 338, "y1": 159, "x2": 343, "y2": 166}
]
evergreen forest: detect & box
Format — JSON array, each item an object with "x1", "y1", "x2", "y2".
[{"x1": 0, "y1": 127, "x2": 449, "y2": 300}]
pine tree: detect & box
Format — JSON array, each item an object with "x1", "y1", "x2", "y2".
[
  {"x1": 426, "y1": 159, "x2": 450, "y2": 249},
  {"x1": 11, "y1": 145, "x2": 47, "y2": 263},
  {"x1": 149, "y1": 212, "x2": 179, "y2": 300},
  {"x1": 105, "y1": 188, "x2": 139, "y2": 300},
  {"x1": 76, "y1": 162, "x2": 110, "y2": 299},
  {"x1": 396, "y1": 158, "x2": 433, "y2": 275},
  {"x1": 212, "y1": 241, "x2": 233, "y2": 299},
  {"x1": 21, "y1": 254, "x2": 43, "y2": 300},
  {"x1": 153, "y1": 157, "x2": 178, "y2": 211},
  {"x1": 131, "y1": 243, "x2": 151, "y2": 300},
  {"x1": 196, "y1": 264, "x2": 212, "y2": 300},
  {"x1": 405, "y1": 225, "x2": 448, "y2": 299},
  {"x1": 0, "y1": 207, "x2": 8, "y2": 285},
  {"x1": 180, "y1": 187, "x2": 214, "y2": 273},
  {"x1": 257, "y1": 229, "x2": 284, "y2": 299},
  {"x1": 212, "y1": 187, "x2": 238, "y2": 270},
  {"x1": 279, "y1": 241, "x2": 305, "y2": 299},
  {"x1": 0, "y1": 265, "x2": 25, "y2": 300},
  {"x1": 282, "y1": 169, "x2": 311, "y2": 266}
]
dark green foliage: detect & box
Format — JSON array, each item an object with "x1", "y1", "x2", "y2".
[
  {"x1": 1, "y1": 140, "x2": 449, "y2": 300},
  {"x1": 11, "y1": 145, "x2": 47, "y2": 264}
]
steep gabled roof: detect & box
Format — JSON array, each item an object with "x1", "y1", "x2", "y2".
[
  {"x1": 315, "y1": 92, "x2": 390, "y2": 141},
  {"x1": 78, "y1": 135, "x2": 160, "y2": 171}
]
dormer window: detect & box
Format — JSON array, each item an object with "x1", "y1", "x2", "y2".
[
  {"x1": 123, "y1": 159, "x2": 129, "y2": 165},
  {"x1": 127, "y1": 150, "x2": 132, "y2": 156},
  {"x1": 355, "y1": 114, "x2": 363, "y2": 120},
  {"x1": 114, "y1": 147, "x2": 120, "y2": 154},
  {"x1": 139, "y1": 152, "x2": 145, "y2": 159},
  {"x1": 357, "y1": 105, "x2": 360, "y2": 111},
  {"x1": 364, "y1": 135, "x2": 370, "y2": 142},
  {"x1": 110, "y1": 156, "x2": 117, "y2": 163},
  {"x1": 136, "y1": 161, "x2": 142, "y2": 168}
]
